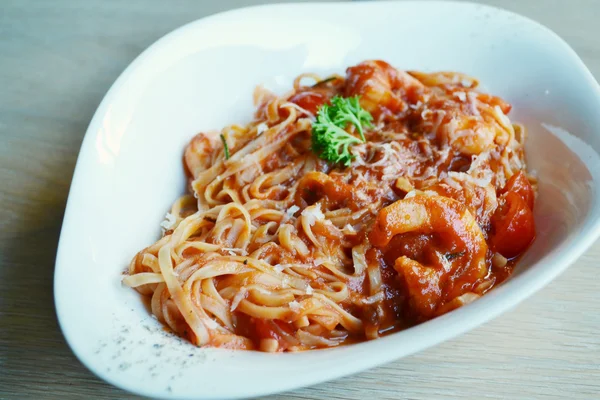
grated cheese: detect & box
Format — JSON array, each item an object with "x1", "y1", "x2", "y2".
[
  {"x1": 342, "y1": 224, "x2": 357, "y2": 235},
  {"x1": 354, "y1": 189, "x2": 371, "y2": 202},
  {"x1": 301, "y1": 203, "x2": 324, "y2": 226},
  {"x1": 273, "y1": 264, "x2": 284, "y2": 273},
  {"x1": 473, "y1": 169, "x2": 494, "y2": 187},
  {"x1": 314, "y1": 258, "x2": 326, "y2": 266},
  {"x1": 230, "y1": 288, "x2": 248, "y2": 312},
  {"x1": 404, "y1": 190, "x2": 417, "y2": 199},
  {"x1": 222, "y1": 247, "x2": 248, "y2": 256},
  {"x1": 443, "y1": 176, "x2": 462, "y2": 191},
  {"x1": 448, "y1": 170, "x2": 493, "y2": 188},
  {"x1": 409, "y1": 101, "x2": 423, "y2": 110},
  {"x1": 256, "y1": 122, "x2": 268, "y2": 135},
  {"x1": 160, "y1": 212, "x2": 177, "y2": 232},
  {"x1": 288, "y1": 300, "x2": 301, "y2": 311},
  {"x1": 454, "y1": 91, "x2": 467, "y2": 102},
  {"x1": 431, "y1": 109, "x2": 447, "y2": 133},
  {"x1": 467, "y1": 91, "x2": 480, "y2": 117}
]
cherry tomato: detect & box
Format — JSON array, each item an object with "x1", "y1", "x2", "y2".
[
  {"x1": 502, "y1": 171, "x2": 535, "y2": 210},
  {"x1": 288, "y1": 91, "x2": 328, "y2": 114},
  {"x1": 491, "y1": 192, "x2": 535, "y2": 258}
]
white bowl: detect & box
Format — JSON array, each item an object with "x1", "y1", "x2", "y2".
[{"x1": 54, "y1": 1, "x2": 600, "y2": 399}]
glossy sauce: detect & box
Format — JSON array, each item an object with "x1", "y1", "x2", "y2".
[
  {"x1": 291, "y1": 62, "x2": 535, "y2": 342},
  {"x1": 170, "y1": 60, "x2": 537, "y2": 351}
]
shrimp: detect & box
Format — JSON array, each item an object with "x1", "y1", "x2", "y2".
[
  {"x1": 184, "y1": 132, "x2": 219, "y2": 179},
  {"x1": 369, "y1": 194, "x2": 489, "y2": 318},
  {"x1": 431, "y1": 174, "x2": 498, "y2": 228},
  {"x1": 408, "y1": 71, "x2": 514, "y2": 156},
  {"x1": 345, "y1": 60, "x2": 424, "y2": 117},
  {"x1": 439, "y1": 114, "x2": 498, "y2": 155},
  {"x1": 413, "y1": 96, "x2": 513, "y2": 156}
]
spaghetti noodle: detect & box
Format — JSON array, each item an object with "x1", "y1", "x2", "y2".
[{"x1": 124, "y1": 60, "x2": 536, "y2": 352}]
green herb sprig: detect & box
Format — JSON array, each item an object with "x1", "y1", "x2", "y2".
[
  {"x1": 311, "y1": 96, "x2": 373, "y2": 166},
  {"x1": 220, "y1": 134, "x2": 230, "y2": 160}
]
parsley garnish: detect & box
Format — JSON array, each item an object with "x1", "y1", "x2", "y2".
[
  {"x1": 220, "y1": 134, "x2": 230, "y2": 160},
  {"x1": 311, "y1": 96, "x2": 373, "y2": 166}
]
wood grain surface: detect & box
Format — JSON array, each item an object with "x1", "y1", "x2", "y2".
[{"x1": 1, "y1": 0, "x2": 599, "y2": 399}]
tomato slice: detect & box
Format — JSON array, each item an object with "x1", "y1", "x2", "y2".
[
  {"x1": 288, "y1": 91, "x2": 328, "y2": 114},
  {"x1": 491, "y1": 192, "x2": 535, "y2": 258},
  {"x1": 502, "y1": 171, "x2": 535, "y2": 210}
]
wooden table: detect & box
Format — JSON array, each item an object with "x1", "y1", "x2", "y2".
[{"x1": 1, "y1": 0, "x2": 599, "y2": 398}]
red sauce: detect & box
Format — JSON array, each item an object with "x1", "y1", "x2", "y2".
[
  {"x1": 491, "y1": 192, "x2": 535, "y2": 258},
  {"x1": 132, "y1": 60, "x2": 536, "y2": 351},
  {"x1": 289, "y1": 91, "x2": 328, "y2": 115}
]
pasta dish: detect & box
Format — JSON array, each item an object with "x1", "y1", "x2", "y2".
[{"x1": 124, "y1": 60, "x2": 536, "y2": 352}]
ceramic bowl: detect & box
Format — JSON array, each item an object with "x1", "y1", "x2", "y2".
[{"x1": 55, "y1": 1, "x2": 600, "y2": 398}]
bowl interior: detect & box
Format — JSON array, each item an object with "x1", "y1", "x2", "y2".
[{"x1": 55, "y1": 2, "x2": 600, "y2": 399}]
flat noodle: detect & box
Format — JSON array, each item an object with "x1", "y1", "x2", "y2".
[{"x1": 125, "y1": 60, "x2": 536, "y2": 351}]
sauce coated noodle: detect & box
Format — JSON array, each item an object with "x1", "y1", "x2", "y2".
[{"x1": 124, "y1": 60, "x2": 536, "y2": 352}]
